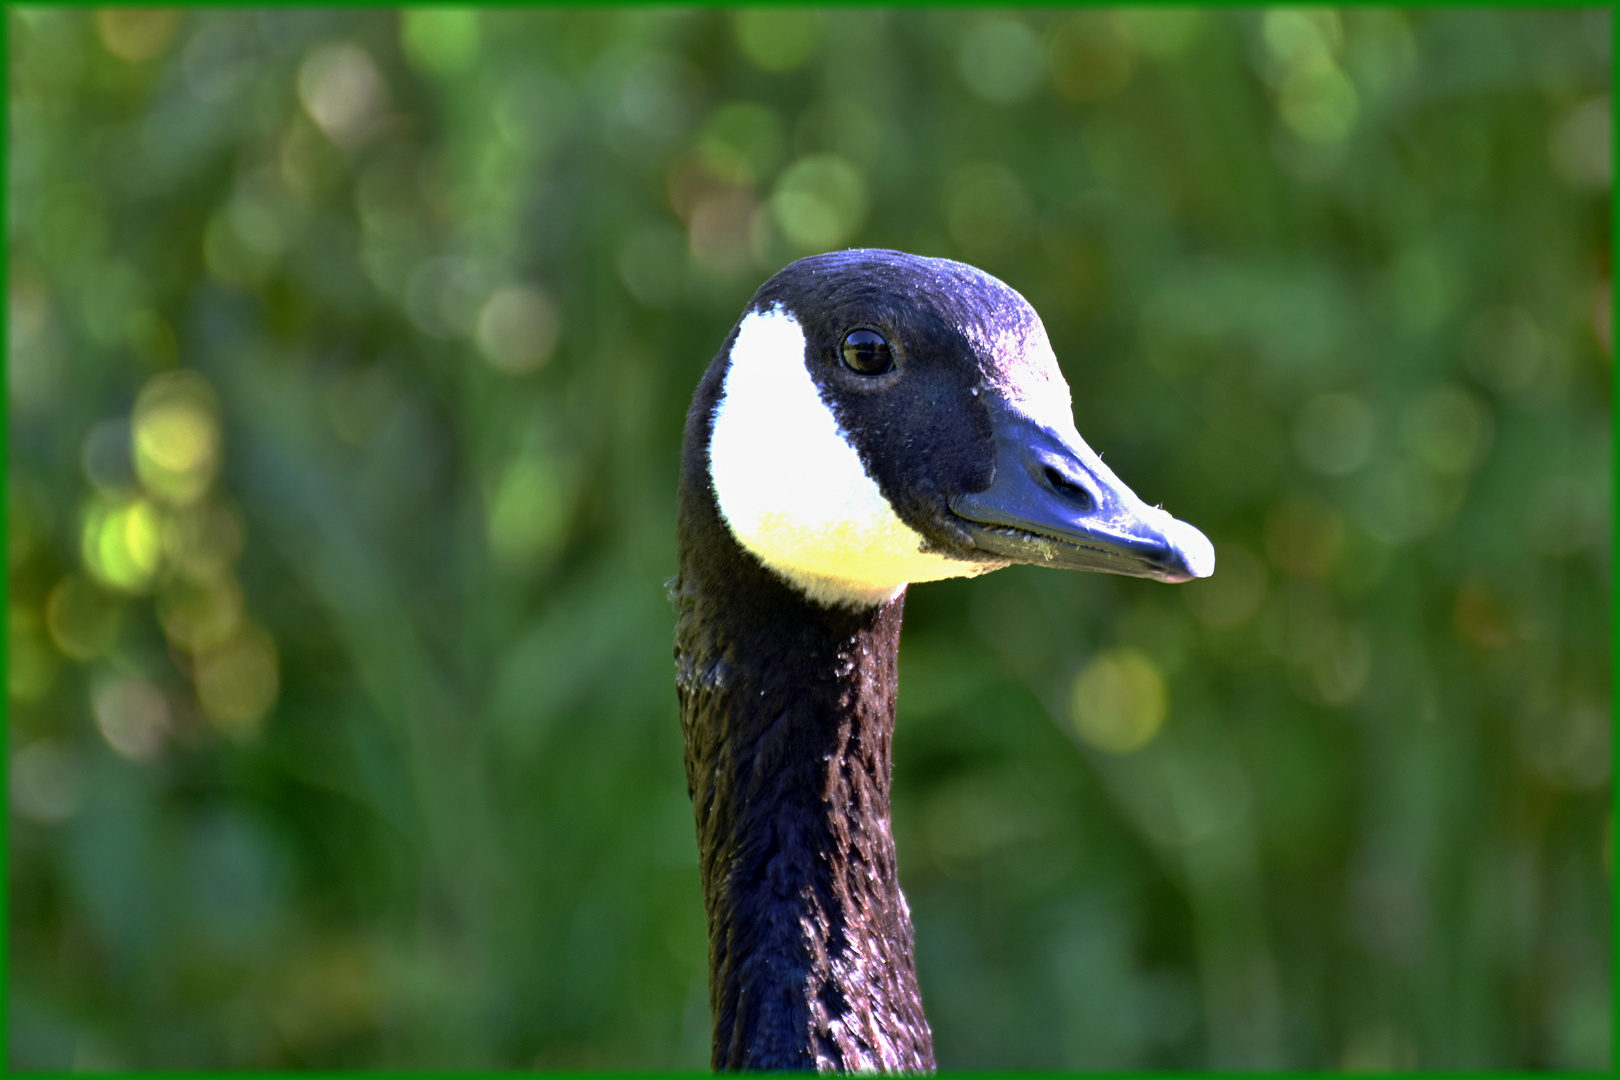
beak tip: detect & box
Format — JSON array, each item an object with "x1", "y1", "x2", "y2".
[{"x1": 1166, "y1": 518, "x2": 1216, "y2": 580}]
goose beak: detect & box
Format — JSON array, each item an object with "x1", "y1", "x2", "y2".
[{"x1": 947, "y1": 399, "x2": 1214, "y2": 584}]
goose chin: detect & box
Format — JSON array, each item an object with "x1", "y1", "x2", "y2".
[{"x1": 948, "y1": 512, "x2": 1212, "y2": 584}]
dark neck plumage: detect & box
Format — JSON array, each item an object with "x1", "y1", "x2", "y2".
[{"x1": 674, "y1": 393, "x2": 934, "y2": 1071}]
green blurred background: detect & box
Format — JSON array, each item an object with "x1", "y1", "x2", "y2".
[{"x1": 7, "y1": 6, "x2": 1612, "y2": 1070}]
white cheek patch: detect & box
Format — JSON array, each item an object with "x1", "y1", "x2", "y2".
[{"x1": 708, "y1": 305, "x2": 997, "y2": 608}]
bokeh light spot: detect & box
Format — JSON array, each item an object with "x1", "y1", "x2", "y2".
[
  {"x1": 46, "y1": 576, "x2": 123, "y2": 660},
  {"x1": 1515, "y1": 700, "x2": 1611, "y2": 792},
  {"x1": 698, "y1": 101, "x2": 786, "y2": 187},
  {"x1": 1398, "y1": 385, "x2": 1492, "y2": 476},
  {"x1": 476, "y1": 284, "x2": 560, "y2": 375},
  {"x1": 405, "y1": 256, "x2": 487, "y2": 339},
  {"x1": 400, "y1": 9, "x2": 480, "y2": 77},
  {"x1": 139, "y1": 408, "x2": 214, "y2": 483},
  {"x1": 770, "y1": 155, "x2": 868, "y2": 252},
  {"x1": 1464, "y1": 307, "x2": 1545, "y2": 396},
  {"x1": 93, "y1": 675, "x2": 171, "y2": 761},
  {"x1": 685, "y1": 185, "x2": 761, "y2": 274},
  {"x1": 1549, "y1": 95, "x2": 1611, "y2": 189},
  {"x1": 1262, "y1": 9, "x2": 1342, "y2": 69},
  {"x1": 1046, "y1": 13, "x2": 1138, "y2": 103},
  {"x1": 10, "y1": 739, "x2": 85, "y2": 824},
  {"x1": 196, "y1": 624, "x2": 280, "y2": 741},
  {"x1": 158, "y1": 571, "x2": 244, "y2": 654},
  {"x1": 298, "y1": 43, "x2": 386, "y2": 148},
  {"x1": 733, "y1": 9, "x2": 823, "y2": 73},
  {"x1": 82, "y1": 497, "x2": 163, "y2": 593},
  {"x1": 134, "y1": 370, "x2": 222, "y2": 505},
  {"x1": 95, "y1": 8, "x2": 180, "y2": 63},
  {"x1": 1071, "y1": 648, "x2": 1168, "y2": 755},
  {"x1": 958, "y1": 17, "x2": 1044, "y2": 105},
  {"x1": 487, "y1": 455, "x2": 570, "y2": 571},
  {"x1": 1279, "y1": 57, "x2": 1359, "y2": 144}
]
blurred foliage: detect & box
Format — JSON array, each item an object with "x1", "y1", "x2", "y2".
[{"x1": 7, "y1": 6, "x2": 1612, "y2": 1070}]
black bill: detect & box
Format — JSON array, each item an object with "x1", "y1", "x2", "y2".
[{"x1": 948, "y1": 397, "x2": 1214, "y2": 584}]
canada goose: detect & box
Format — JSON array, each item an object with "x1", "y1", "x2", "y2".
[{"x1": 673, "y1": 249, "x2": 1213, "y2": 1071}]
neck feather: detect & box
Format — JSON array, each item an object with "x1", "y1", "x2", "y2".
[{"x1": 675, "y1": 466, "x2": 935, "y2": 1072}]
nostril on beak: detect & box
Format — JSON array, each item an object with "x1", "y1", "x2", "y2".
[{"x1": 1042, "y1": 466, "x2": 1093, "y2": 511}]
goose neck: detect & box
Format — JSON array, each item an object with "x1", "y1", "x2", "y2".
[{"x1": 675, "y1": 556, "x2": 934, "y2": 1071}]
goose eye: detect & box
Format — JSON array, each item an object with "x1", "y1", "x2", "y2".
[{"x1": 841, "y1": 329, "x2": 894, "y2": 375}]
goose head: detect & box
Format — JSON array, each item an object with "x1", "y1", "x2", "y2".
[{"x1": 704, "y1": 248, "x2": 1214, "y2": 608}]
